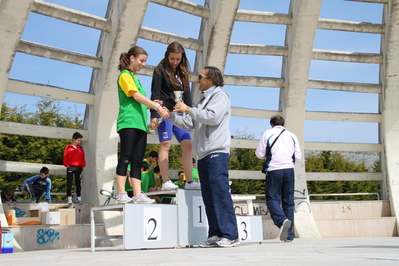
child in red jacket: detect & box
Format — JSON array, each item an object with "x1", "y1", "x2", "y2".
[{"x1": 63, "y1": 132, "x2": 86, "y2": 204}]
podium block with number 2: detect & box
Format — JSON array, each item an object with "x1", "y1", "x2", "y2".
[{"x1": 124, "y1": 204, "x2": 178, "y2": 249}]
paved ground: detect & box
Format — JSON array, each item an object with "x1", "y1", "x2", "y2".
[{"x1": 1, "y1": 237, "x2": 399, "y2": 266}]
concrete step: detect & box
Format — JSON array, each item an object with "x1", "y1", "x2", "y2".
[
  {"x1": 242, "y1": 201, "x2": 397, "y2": 239},
  {"x1": 9, "y1": 224, "x2": 108, "y2": 251},
  {"x1": 310, "y1": 200, "x2": 392, "y2": 220},
  {"x1": 310, "y1": 200, "x2": 397, "y2": 237},
  {"x1": 314, "y1": 217, "x2": 397, "y2": 237}
]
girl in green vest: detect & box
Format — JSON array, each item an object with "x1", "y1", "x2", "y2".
[{"x1": 115, "y1": 46, "x2": 165, "y2": 204}]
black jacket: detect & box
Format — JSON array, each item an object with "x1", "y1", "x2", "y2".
[{"x1": 150, "y1": 65, "x2": 192, "y2": 118}]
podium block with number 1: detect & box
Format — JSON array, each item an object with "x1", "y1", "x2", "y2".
[{"x1": 176, "y1": 189, "x2": 263, "y2": 246}]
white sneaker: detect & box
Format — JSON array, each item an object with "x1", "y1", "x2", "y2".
[
  {"x1": 185, "y1": 180, "x2": 201, "y2": 190},
  {"x1": 133, "y1": 193, "x2": 155, "y2": 204},
  {"x1": 77, "y1": 197, "x2": 82, "y2": 203},
  {"x1": 198, "y1": 236, "x2": 221, "y2": 248},
  {"x1": 161, "y1": 180, "x2": 178, "y2": 190},
  {"x1": 67, "y1": 196, "x2": 73, "y2": 204},
  {"x1": 116, "y1": 192, "x2": 132, "y2": 203},
  {"x1": 279, "y1": 219, "x2": 292, "y2": 241}
]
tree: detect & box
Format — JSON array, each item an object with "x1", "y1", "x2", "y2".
[
  {"x1": 306, "y1": 151, "x2": 380, "y2": 200},
  {"x1": 0, "y1": 99, "x2": 83, "y2": 201}
]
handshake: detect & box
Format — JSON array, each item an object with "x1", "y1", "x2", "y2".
[{"x1": 150, "y1": 100, "x2": 189, "y2": 130}]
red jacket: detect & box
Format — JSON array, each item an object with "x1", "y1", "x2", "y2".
[{"x1": 63, "y1": 144, "x2": 86, "y2": 168}]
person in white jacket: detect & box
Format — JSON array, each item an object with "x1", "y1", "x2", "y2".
[
  {"x1": 161, "y1": 66, "x2": 239, "y2": 248},
  {"x1": 255, "y1": 115, "x2": 302, "y2": 242}
]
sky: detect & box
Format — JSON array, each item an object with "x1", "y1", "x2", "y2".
[{"x1": 3, "y1": 0, "x2": 384, "y2": 144}]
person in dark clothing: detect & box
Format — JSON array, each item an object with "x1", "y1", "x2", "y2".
[
  {"x1": 1, "y1": 186, "x2": 18, "y2": 205},
  {"x1": 21, "y1": 167, "x2": 52, "y2": 203}
]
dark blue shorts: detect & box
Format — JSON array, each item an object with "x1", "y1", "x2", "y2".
[{"x1": 157, "y1": 117, "x2": 191, "y2": 143}]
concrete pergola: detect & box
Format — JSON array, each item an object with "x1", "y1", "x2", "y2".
[{"x1": 1, "y1": 0, "x2": 398, "y2": 240}]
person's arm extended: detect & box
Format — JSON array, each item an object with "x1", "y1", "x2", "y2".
[
  {"x1": 21, "y1": 175, "x2": 38, "y2": 192},
  {"x1": 129, "y1": 90, "x2": 161, "y2": 110}
]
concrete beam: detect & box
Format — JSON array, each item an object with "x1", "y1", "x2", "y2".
[
  {"x1": 32, "y1": 0, "x2": 111, "y2": 32},
  {"x1": 6, "y1": 79, "x2": 95, "y2": 105},
  {"x1": 235, "y1": 9, "x2": 385, "y2": 35},
  {"x1": 151, "y1": 0, "x2": 210, "y2": 18},
  {"x1": 0, "y1": 121, "x2": 90, "y2": 140},
  {"x1": 313, "y1": 49, "x2": 382, "y2": 64},
  {"x1": 305, "y1": 111, "x2": 382, "y2": 123},
  {"x1": 139, "y1": 26, "x2": 203, "y2": 51},
  {"x1": 305, "y1": 142, "x2": 382, "y2": 152},
  {"x1": 224, "y1": 75, "x2": 284, "y2": 88},
  {"x1": 235, "y1": 10, "x2": 292, "y2": 25},
  {"x1": 17, "y1": 40, "x2": 102, "y2": 68},
  {"x1": 231, "y1": 107, "x2": 280, "y2": 120},
  {"x1": 231, "y1": 138, "x2": 258, "y2": 149},
  {"x1": 306, "y1": 172, "x2": 384, "y2": 181},
  {"x1": 346, "y1": 0, "x2": 388, "y2": 3},
  {"x1": 308, "y1": 79, "x2": 381, "y2": 94},
  {"x1": 228, "y1": 44, "x2": 382, "y2": 64},
  {"x1": 318, "y1": 18, "x2": 384, "y2": 34},
  {"x1": 229, "y1": 43, "x2": 288, "y2": 56},
  {"x1": 0, "y1": 160, "x2": 65, "y2": 175}
]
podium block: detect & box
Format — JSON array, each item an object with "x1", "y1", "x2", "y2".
[
  {"x1": 123, "y1": 204, "x2": 178, "y2": 250},
  {"x1": 176, "y1": 189, "x2": 208, "y2": 246},
  {"x1": 91, "y1": 191, "x2": 263, "y2": 251},
  {"x1": 236, "y1": 216, "x2": 263, "y2": 243},
  {"x1": 176, "y1": 190, "x2": 263, "y2": 246}
]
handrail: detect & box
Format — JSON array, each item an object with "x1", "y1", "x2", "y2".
[
  {"x1": 15, "y1": 192, "x2": 72, "y2": 196},
  {"x1": 309, "y1": 192, "x2": 380, "y2": 200},
  {"x1": 250, "y1": 193, "x2": 380, "y2": 200}
]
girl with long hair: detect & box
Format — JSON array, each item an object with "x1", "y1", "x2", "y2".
[{"x1": 150, "y1": 42, "x2": 200, "y2": 190}]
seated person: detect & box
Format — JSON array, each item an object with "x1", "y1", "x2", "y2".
[
  {"x1": 174, "y1": 171, "x2": 185, "y2": 189},
  {"x1": 1, "y1": 186, "x2": 18, "y2": 205},
  {"x1": 21, "y1": 167, "x2": 52, "y2": 203}
]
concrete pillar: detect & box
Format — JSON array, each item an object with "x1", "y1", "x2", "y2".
[
  {"x1": 380, "y1": 0, "x2": 399, "y2": 232},
  {"x1": 193, "y1": 0, "x2": 240, "y2": 103},
  {"x1": 0, "y1": 0, "x2": 35, "y2": 251},
  {"x1": 280, "y1": 0, "x2": 323, "y2": 238},
  {"x1": 83, "y1": 0, "x2": 150, "y2": 240},
  {"x1": 0, "y1": 0, "x2": 34, "y2": 108}
]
